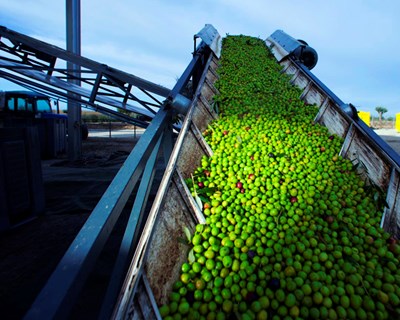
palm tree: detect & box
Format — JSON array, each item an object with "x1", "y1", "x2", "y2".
[{"x1": 375, "y1": 106, "x2": 388, "y2": 123}]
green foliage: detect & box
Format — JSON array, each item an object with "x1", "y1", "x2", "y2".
[
  {"x1": 81, "y1": 112, "x2": 118, "y2": 123},
  {"x1": 375, "y1": 106, "x2": 388, "y2": 121},
  {"x1": 375, "y1": 106, "x2": 388, "y2": 114}
]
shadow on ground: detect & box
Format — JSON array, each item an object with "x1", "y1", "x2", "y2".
[{"x1": 0, "y1": 136, "x2": 165, "y2": 319}]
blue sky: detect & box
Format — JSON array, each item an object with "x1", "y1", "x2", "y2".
[{"x1": 1, "y1": 0, "x2": 399, "y2": 117}]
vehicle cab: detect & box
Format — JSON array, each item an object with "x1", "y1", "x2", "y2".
[
  {"x1": 0, "y1": 90, "x2": 65, "y2": 120},
  {"x1": 0, "y1": 90, "x2": 68, "y2": 158}
]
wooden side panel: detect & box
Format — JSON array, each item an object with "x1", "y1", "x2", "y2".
[
  {"x1": 130, "y1": 54, "x2": 220, "y2": 312},
  {"x1": 176, "y1": 127, "x2": 207, "y2": 179},
  {"x1": 302, "y1": 84, "x2": 326, "y2": 108},
  {"x1": 192, "y1": 95, "x2": 217, "y2": 133},
  {"x1": 340, "y1": 125, "x2": 391, "y2": 190},
  {"x1": 200, "y1": 77, "x2": 218, "y2": 102},
  {"x1": 210, "y1": 56, "x2": 219, "y2": 72},
  {"x1": 280, "y1": 59, "x2": 297, "y2": 75},
  {"x1": 205, "y1": 64, "x2": 219, "y2": 84},
  {"x1": 317, "y1": 104, "x2": 351, "y2": 138},
  {"x1": 382, "y1": 169, "x2": 400, "y2": 238},
  {"x1": 145, "y1": 55, "x2": 220, "y2": 300},
  {"x1": 144, "y1": 179, "x2": 198, "y2": 305},
  {"x1": 125, "y1": 275, "x2": 161, "y2": 319},
  {"x1": 291, "y1": 71, "x2": 309, "y2": 90}
]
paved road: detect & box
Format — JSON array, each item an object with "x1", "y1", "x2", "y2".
[
  {"x1": 374, "y1": 128, "x2": 400, "y2": 155},
  {"x1": 89, "y1": 128, "x2": 145, "y2": 139}
]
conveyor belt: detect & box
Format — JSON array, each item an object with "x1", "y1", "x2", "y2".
[{"x1": 0, "y1": 25, "x2": 170, "y2": 127}]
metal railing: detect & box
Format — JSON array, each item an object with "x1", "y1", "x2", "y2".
[
  {"x1": 0, "y1": 25, "x2": 169, "y2": 128},
  {"x1": 23, "y1": 25, "x2": 218, "y2": 319}
]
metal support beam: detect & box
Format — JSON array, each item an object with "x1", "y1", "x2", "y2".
[
  {"x1": 25, "y1": 105, "x2": 172, "y2": 319},
  {"x1": 0, "y1": 26, "x2": 170, "y2": 126},
  {"x1": 99, "y1": 132, "x2": 164, "y2": 319},
  {"x1": 66, "y1": 0, "x2": 82, "y2": 160},
  {"x1": 18, "y1": 23, "x2": 219, "y2": 318}
]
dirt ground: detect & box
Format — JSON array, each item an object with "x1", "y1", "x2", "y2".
[{"x1": 0, "y1": 136, "x2": 141, "y2": 319}]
